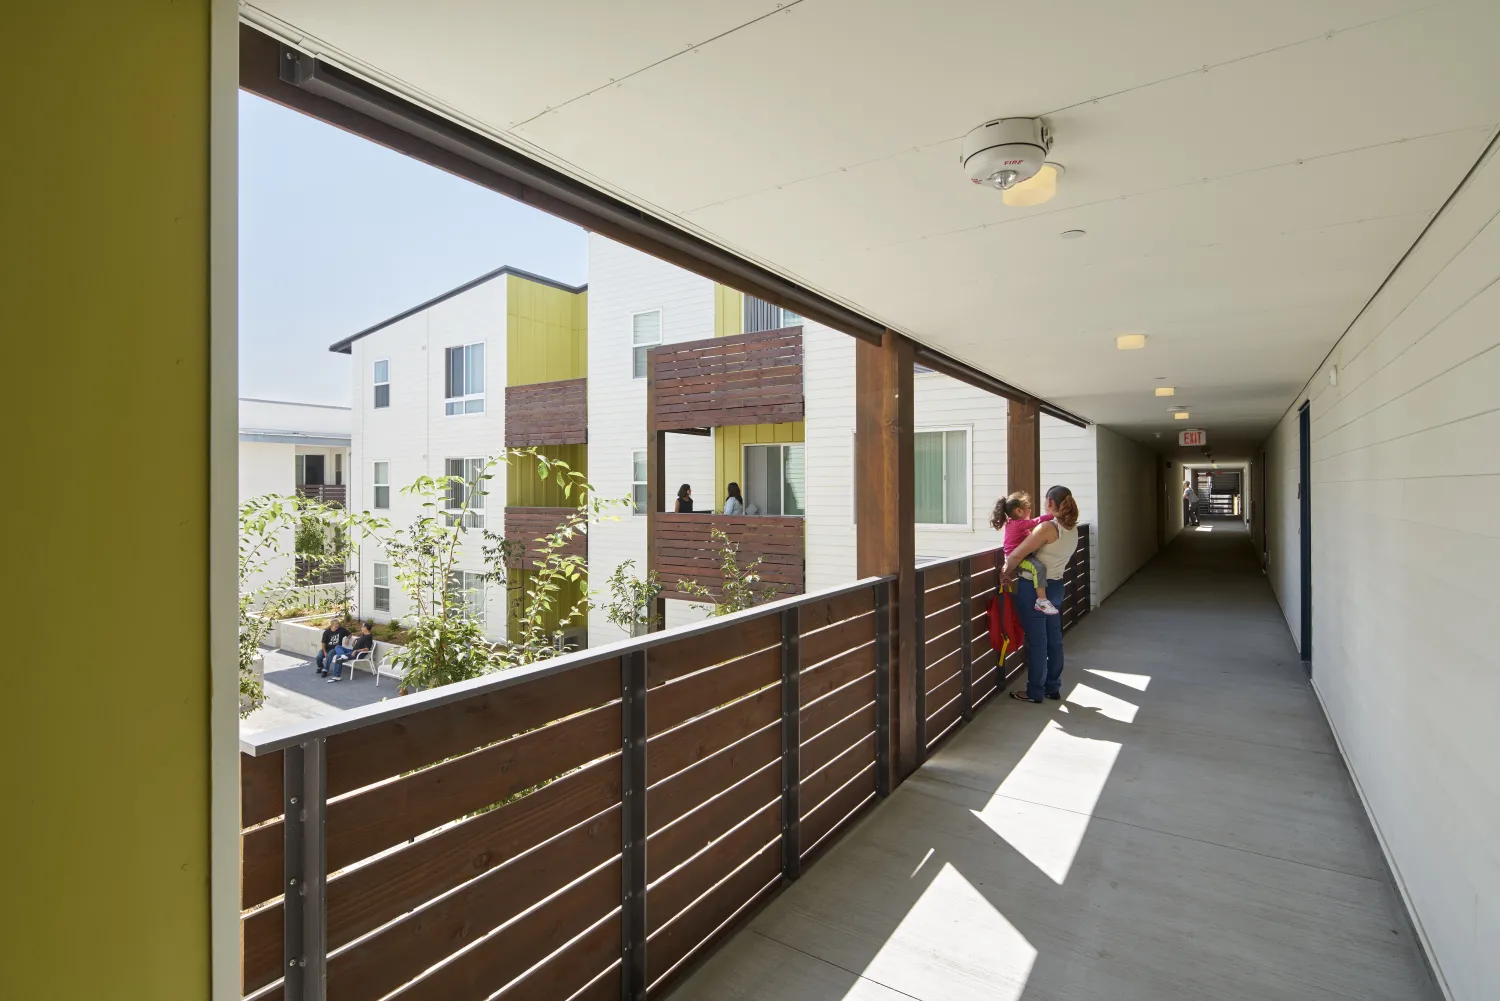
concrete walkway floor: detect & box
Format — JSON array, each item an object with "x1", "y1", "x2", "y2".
[{"x1": 669, "y1": 521, "x2": 1439, "y2": 1001}]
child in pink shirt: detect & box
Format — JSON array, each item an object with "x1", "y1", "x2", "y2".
[{"x1": 993, "y1": 492, "x2": 1060, "y2": 615}]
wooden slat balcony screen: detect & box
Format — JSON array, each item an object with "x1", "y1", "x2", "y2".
[
  {"x1": 651, "y1": 327, "x2": 803, "y2": 431},
  {"x1": 296, "y1": 483, "x2": 346, "y2": 507},
  {"x1": 503, "y1": 507, "x2": 587, "y2": 570},
  {"x1": 504, "y1": 377, "x2": 587, "y2": 447},
  {"x1": 653, "y1": 513, "x2": 805, "y2": 598},
  {"x1": 239, "y1": 533, "x2": 1092, "y2": 1001}
]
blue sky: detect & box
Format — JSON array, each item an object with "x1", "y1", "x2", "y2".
[{"x1": 239, "y1": 92, "x2": 588, "y2": 406}]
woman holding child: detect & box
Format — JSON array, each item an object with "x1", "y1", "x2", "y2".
[{"x1": 993, "y1": 485, "x2": 1080, "y2": 704}]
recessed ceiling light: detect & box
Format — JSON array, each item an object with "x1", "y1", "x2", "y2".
[
  {"x1": 1155, "y1": 387, "x2": 1175, "y2": 397},
  {"x1": 1116, "y1": 334, "x2": 1147, "y2": 350},
  {"x1": 1173, "y1": 412, "x2": 1191, "y2": 420},
  {"x1": 1061, "y1": 229, "x2": 1087, "y2": 240}
]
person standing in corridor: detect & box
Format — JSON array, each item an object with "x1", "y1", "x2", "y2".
[
  {"x1": 1183, "y1": 479, "x2": 1200, "y2": 526},
  {"x1": 1002, "y1": 485, "x2": 1080, "y2": 703}
]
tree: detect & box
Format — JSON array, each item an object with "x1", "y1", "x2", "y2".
[
  {"x1": 676, "y1": 529, "x2": 782, "y2": 616},
  {"x1": 602, "y1": 560, "x2": 663, "y2": 637}
]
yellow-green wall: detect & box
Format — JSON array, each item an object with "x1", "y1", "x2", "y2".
[
  {"x1": 506, "y1": 274, "x2": 587, "y2": 385},
  {"x1": 506, "y1": 570, "x2": 588, "y2": 640},
  {"x1": 714, "y1": 283, "x2": 744, "y2": 337},
  {"x1": 715, "y1": 423, "x2": 806, "y2": 503},
  {"x1": 1, "y1": 4, "x2": 211, "y2": 999},
  {"x1": 506, "y1": 444, "x2": 590, "y2": 507}
]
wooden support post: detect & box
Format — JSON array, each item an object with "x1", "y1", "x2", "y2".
[
  {"x1": 855, "y1": 330, "x2": 917, "y2": 784},
  {"x1": 645, "y1": 348, "x2": 668, "y2": 631},
  {"x1": 1007, "y1": 399, "x2": 1041, "y2": 503}
]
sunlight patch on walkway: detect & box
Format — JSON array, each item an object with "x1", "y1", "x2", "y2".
[
  {"x1": 864, "y1": 862, "x2": 1035, "y2": 1000},
  {"x1": 1065, "y1": 682, "x2": 1139, "y2": 723},
  {"x1": 1086, "y1": 668, "x2": 1151, "y2": 691},
  {"x1": 1195, "y1": 524, "x2": 1215, "y2": 531},
  {"x1": 971, "y1": 720, "x2": 1122, "y2": 883}
]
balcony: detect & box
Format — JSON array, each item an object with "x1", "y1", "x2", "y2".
[
  {"x1": 653, "y1": 512, "x2": 806, "y2": 597},
  {"x1": 651, "y1": 326, "x2": 803, "y2": 431},
  {"x1": 502, "y1": 506, "x2": 588, "y2": 569},
  {"x1": 296, "y1": 483, "x2": 346, "y2": 507},
  {"x1": 238, "y1": 537, "x2": 1091, "y2": 1001},
  {"x1": 504, "y1": 377, "x2": 587, "y2": 447}
]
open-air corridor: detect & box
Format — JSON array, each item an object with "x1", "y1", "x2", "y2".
[{"x1": 672, "y1": 522, "x2": 1438, "y2": 1001}]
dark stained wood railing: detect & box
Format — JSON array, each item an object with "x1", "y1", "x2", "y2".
[
  {"x1": 503, "y1": 506, "x2": 587, "y2": 569},
  {"x1": 654, "y1": 513, "x2": 804, "y2": 598},
  {"x1": 296, "y1": 483, "x2": 346, "y2": 507},
  {"x1": 504, "y1": 377, "x2": 587, "y2": 447},
  {"x1": 651, "y1": 327, "x2": 803, "y2": 431},
  {"x1": 240, "y1": 534, "x2": 1091, "y2": 1001},
  {"x1": 293, "y1": 556, "x2": 346, "y2": 586}
]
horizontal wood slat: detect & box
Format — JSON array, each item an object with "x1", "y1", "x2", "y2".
[
  {"x1": 648, "y1": 765, "x2": 779, "y2": 878},
  {"x1": 492, "y1": 912, "x2": 620, "y2": 1001},
  {"x1": 646, "y1": 841, "x2": 781, "y2": 984},
  {"x1": 799, "y1": 642, "x2": 876, "y2": 708},
  {"x1": 801, "y1": 702, "x2": 876, "y2": 781},
  {"x1": 801, "y1": 733, "x2": 876, "y2": 817},
  {"x1": 242, "y1": 903, "x2": 282, "y2": 995},
  {"x1": 654, "y1": 514, "x2": 805, "y2": 598},
  {"x1": 651, "y1": 328, "x2": 804, "y2": 431},
  {"x1": 327, "y1": 754, "x2": 620, "y2": 950},
  {"x1": 799, "y1": 611, "x2": 875, "y2": 668},
  {"x1": 503, "y1": 507, "x2": 587, "y2": 569},
  {"x1": 797, "y1": 587, "x2": 874, "y2": 631},
  {"x1": 504, "y1": 378, "x2": 586, "y2": 447},
  {"x1": 648, "y1": 686, "x2": 780, "y2": 783},
  {"x1": 647, "y1": 726, "x2": 779, "y2": 833},
  {"x1": 801, "y1": 673, "x2": 876, "y2": 741},
  {"x1": 241, "y1": 750, "x2": 283, "y2": 828},
  {"x1": 926, "y1": 695, "x2": 965, "y2": 750},
  {"x1": 326, "y1": 702, "x2": 619, "y2": 872},
  {"x1": 646, "y1": 615, "x2": 780, "y2": 687},
  {"x1": 800, "y1": 763, "x2": 876, "y2": 859},
  {"x1": 242, "y1": 821, "x2": 283, "y2": 910},
  {"x1": 648, "y1": 799, "x2": 780, "y2": 931},
  {"x1": 925, "y1": 668, "x2": 964, "y2": 719},
  {"x1": 648, "y1": 647, "x2": 779, "y2": 736},
  {"x1": 324, "y1": 658, "x2": 618, "y2": 796}
]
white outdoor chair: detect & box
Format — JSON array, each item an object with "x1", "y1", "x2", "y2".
[{"x1": 343, "y1": 648, "x2": 375, "y2": 684}]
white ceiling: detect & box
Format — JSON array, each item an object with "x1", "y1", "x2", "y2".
[{"x1": 246, "y1": 0, "x2": 1500, "y2": 451}]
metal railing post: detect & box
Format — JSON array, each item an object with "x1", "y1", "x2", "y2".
[
  {"x1": 620, "y1": 651, "x2": 649, "y2": 1001},
  {"x1": 914, "y1": 569, "x2": 927, "y2": 763},
  {"x1": 959, "y1": 558, "x2": 974, "y2": 722},
  {"x1": 873, "y1": 580, "x2": 892, "y2": 798},
  {"x1": 779, "y1": 607, "x2": 801, "y2": 881},
  {"x1": 283, "y1": 737, "x2": 326, "y2": 1001}
]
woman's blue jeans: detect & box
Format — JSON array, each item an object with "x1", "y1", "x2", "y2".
[{"x1": 1015, "y1": 576, "x2": 1066, "y2": 701}]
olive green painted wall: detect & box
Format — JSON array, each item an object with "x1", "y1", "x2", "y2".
[
  {"x1": 0, "y1": 3, "x2": 211, "y2": 999},
  {"x1": 714, "y1": 283, "x2": 744, "y2": 337},
  {"x1": 506, "y1": 274, "x2": 587, "y2": 386}
]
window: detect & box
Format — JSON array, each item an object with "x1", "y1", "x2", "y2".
[
  {"x1": 743, "y1": 443, "x2": 805, "y2": 517},
  {"x1": 744, "y1": 295, "x2": 801, "y2": 333},
  {"x1": 447, "y1": 569, "x2": 485, "y2": 623},
  {"x1": 631, "y1": 450, "x2": 648, "y2": 514},
  {"x1": 444, "y1": 343, "x2": 485, "y2": 415},
  {"x1": 373, "y1": 359, "x2": 390, "y2": 409},
  {"x1": 295, "y1": 454, "x2": 325, "y2": 487},
  {"x1": 334, "y1": 452, "x2": 343, "y2": 486},
  {"x1": 631, "y1": 310, "x2": 661, "y2": 379},
  {"x1": 914, "y1": 429, "x2": 970, "y2": 526},
  {"x1": 444, "y1": 457, "x2": 486, "y2": 528},
  {"x1": 372, "y1": 562, "x2": 391, "y2": 612},
  {"x1": 372, "y1": 461, "x2": 390, "y2": 510}
]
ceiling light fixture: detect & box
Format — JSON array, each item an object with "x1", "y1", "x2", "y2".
[
  {"x1": 1116, "y1": 334, "x2": 1147, "y2": 350},
  {"x1": 1155, "y1": 387, "x2": 1175, "y2": 397},
  {"x1": 1061, "y1": 228, "x2": 1086, "y2": 239},
  {"x1": 1002, "y1": 163, "x2": 1064, "y2": 206},
  {"x1": 1174, "y1": 412, "x2": 1191, "y2": 420},
  {"x1": 961, "y1": 117, "x2": 1051, "y2": 191}
]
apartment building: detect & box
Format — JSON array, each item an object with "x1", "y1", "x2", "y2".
[{"x1": 332, "y1": 266, "x2": 588, "y2": 643}]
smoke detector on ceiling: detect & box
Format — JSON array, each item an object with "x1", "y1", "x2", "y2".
[{"x1": 961, "y1": 117, "x2": 1051, "y2": 190}]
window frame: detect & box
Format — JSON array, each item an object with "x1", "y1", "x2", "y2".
[
  {"x1": 447, "y1": 568, "x2": 486, "y2": 624},
  {"x1": 443, "y1": 342, "x2": 486, "y2": 416},
  {"x1": 443, "y1": 456, "x2": 486, "y2": 529},
  {"x1": 630, "y1": 308, "x2": 663, "y2": 380},
  {"x1": 913, "y1": 425, "x2": 973, "y2": 530},
  {"x1": 372, "y1": 460, "x2": 390, "y2": 511},
  {"x1": 372, "y1": 561, "x2": 391, "y2": 612},
  {"x1": 631, "y1": 449, "x2": 648, "y2": 516},
  {"x1": 373, "y1": 358, "x2": 390, "y2": 409},
  {"x1": 740, "y1": 441, "x2": 806, "y2": 518}
]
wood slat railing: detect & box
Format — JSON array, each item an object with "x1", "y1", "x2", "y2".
[
  {"x1": 651, "y1": 327, "x2": 803, "y2": 431},
  {"x1": 654, "y1": 513, "x2": 805, "y2": 598},
  {"x1": 504, "y1": 377, "x2": 587, "y2": 447},
  {"x1": 296, "y1": 483, "x2": 346, "y2": 507},
  {"x1": 240, "y1": 531, "x2": 1091, "y2": 1001},
  {"x1": 503, "y1": 506, "x2": 588, "y2": 570}
]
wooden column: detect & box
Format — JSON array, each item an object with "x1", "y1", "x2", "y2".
[
  {"x1": 645, "y1": 349, "x2": 668, "y2": 630},
  {"x1": 855, "y1": 330, "x2": 917, "y2": 785},
  {"x1": 1007, "y1": 399, "x2": 1041, "y2": 503}
]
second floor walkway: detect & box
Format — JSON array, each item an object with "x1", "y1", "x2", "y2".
[{"x1": 670, "y1": 522, "x2": 1438, "y2": 1001}]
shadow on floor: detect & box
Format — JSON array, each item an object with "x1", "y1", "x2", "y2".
[{"x1": 668, "y1": 523, "x2": 1438, "y2": 1001}]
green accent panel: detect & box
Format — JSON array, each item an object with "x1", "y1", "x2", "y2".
[
  {"x1": 714, "y1": 422, "x2": 805, "y2": 508},
  {"x1": 506, "y1": 274, "x2": 587, "y2": 385},
  {"x1": 3, "y1": 3, "x2": 211, "y2": 999},
  {"x1": 507, "y1": 445, "x2": 589, "y2": 507},
  {"x1": 714, "y1": 283, "x2": 744, "y2": 337},
  {"x1": 506, "y1": 568, "x2": 588, "y2": 640}
]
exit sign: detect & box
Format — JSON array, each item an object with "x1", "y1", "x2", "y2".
[{"x1": 1179, "y1": 429, "x2": 1207, "y2": 447}]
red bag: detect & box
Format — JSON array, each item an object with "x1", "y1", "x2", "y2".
[{"x1": 988, "y1": 590, "x2": 1024, "y2": 654}]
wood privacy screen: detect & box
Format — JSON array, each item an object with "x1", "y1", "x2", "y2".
[
  {"x1": 240, "y1": 533, "x2": 1090, "y2": 1001},
  {"x1": 651, "y1": 327, "x2": 803, "y2": 431},
  {"x1": 653, "y1": 513, "x2": 805, "y2": 598},
  {"x1": 504, "y1": 378, "x2": 587, "y2": 447},
  {"x1": 503, "y1": 507, "x2": 588, "y2": 570}
]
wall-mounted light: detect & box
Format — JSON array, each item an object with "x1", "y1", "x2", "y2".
[
  {"x1": 1116, "y1": 334, "x2": 1147, "y2": 350},
  {"x1": 1002, "y1": 163, "x2": 1064, "y2": 206}
]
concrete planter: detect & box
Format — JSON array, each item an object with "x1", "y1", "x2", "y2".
[{"x1": 276, "y1": 618, "x2": 328, "y2": 658}]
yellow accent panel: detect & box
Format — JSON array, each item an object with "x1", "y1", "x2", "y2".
[
  {"x1": 714, "y1": 423, "x2": 805, "y2": 505},
  {"x1": 506, "y1": 445, "x2": 589, "y2": 507},
  {"x1": 3, "y1": 4, "x2": 210, "y2": 999},
  {"x1": 714, "y1": 284, "x2": 744, "y2": 337},
  {"x1": 506, "y1": 274, "x2": 587, "y2": 385},
  {"x1": 506, "y1": 569, "x2": 587, "y2": 639}
]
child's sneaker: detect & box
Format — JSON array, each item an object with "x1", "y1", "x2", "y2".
[{"x1": 1035, "y1": 598, "x2": 1061, "y2": 616}]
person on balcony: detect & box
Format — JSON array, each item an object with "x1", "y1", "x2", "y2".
[
  {"x1": 675, "y1": 483, "x2": 694, "y2": 513},
  {"x1": 722, "y1": 482, "x2": 744, "y2": 515},
  {"x1": 1002, "y1": 485, "x2": 1080, "y2": 704},
  {"x1": 315, "y1": 617, "x2": 349, "y2": 676}
]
